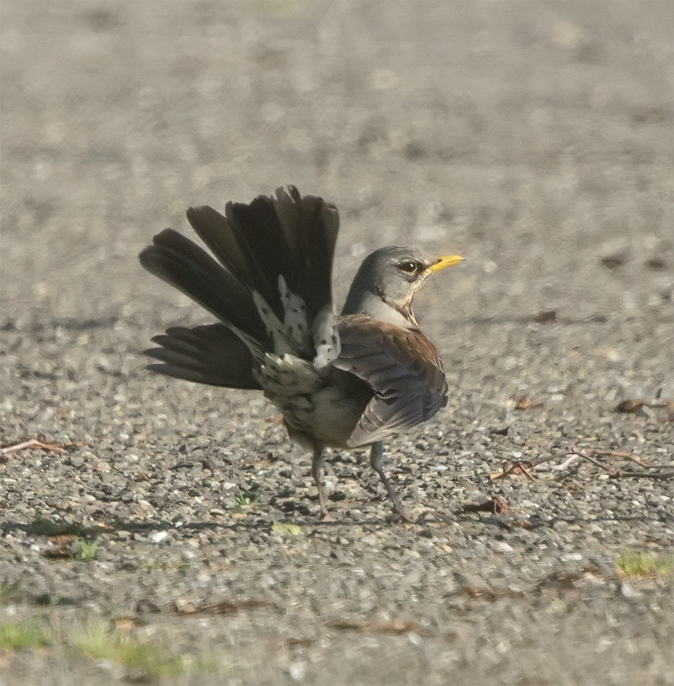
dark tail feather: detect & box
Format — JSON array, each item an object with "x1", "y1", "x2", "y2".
[
  {"x1": 139, "y1": 228, "x2": 271, "y2": 347},
  {"x1": 145, "y1": 324, "x2": 261, "y2": 389},
  {"x1": 186, "y1": 186, "x2": 339, "y2": 325},
  {"x1": 183, "y1": 205, "x2": 256, "y2": 288}
]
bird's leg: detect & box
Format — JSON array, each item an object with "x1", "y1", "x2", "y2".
[
  {"x1": 369, "y1": 441, "x2": 412, "y2": 522},
  {"x1": 311, "y1": 445, "x2": 331, "y2": 520}
]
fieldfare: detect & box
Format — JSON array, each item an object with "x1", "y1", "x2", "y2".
[{"x1": 139, "y1": 186, "x2": 463, "y2": 520}]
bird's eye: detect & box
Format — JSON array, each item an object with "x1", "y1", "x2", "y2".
[{"x1": 398, "y1": 261, "x2": 418, "y2": 274}]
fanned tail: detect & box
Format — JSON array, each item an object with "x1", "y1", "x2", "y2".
[{"x1": 139, "y1": 186, "x2": 341, "y2": 385}]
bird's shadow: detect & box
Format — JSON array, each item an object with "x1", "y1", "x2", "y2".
[{"x1": 2, "y1": 508, "x2": 671, "y2": 542}]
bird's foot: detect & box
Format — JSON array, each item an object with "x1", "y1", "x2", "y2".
[
  {"x1": 391, "y1": 503, "x2": 415, "y2": 524},
  {"x1": 319, "y1": 507, "x2": 333, "y2": 522}
]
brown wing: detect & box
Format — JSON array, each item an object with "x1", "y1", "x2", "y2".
[{"x1": 333, "y1": 314, "x2": 448, "y2": 448}]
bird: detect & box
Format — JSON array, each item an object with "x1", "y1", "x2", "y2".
[{"x1": 139, "y1": 186, "x2": 463, "y2": 521}]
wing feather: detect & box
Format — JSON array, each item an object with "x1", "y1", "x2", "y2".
[{"x1": 333, "y1": 315, "x2": 448, "y2": 447}]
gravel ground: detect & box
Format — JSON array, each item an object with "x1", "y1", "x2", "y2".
[{"x1": 1, "y1": 1, "x2": 673, "y2": 684}]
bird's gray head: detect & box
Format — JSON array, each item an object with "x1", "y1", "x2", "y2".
[{"x1": 342, "y1": 246, "x2": 464, "y2": 328}]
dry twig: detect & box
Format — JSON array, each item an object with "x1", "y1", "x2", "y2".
[
  {"x1": 0, "y1": 438, "x2": 82, "y2": 461},
  {"x1": 492, "y1": 446, "x2": 673, "y2": 482},
  {"x1": 489, "y1": 461, "x2": 537, "y2": 481},
  {"x1": 462, "y1": 495, "x2": 509, "y2": 515}
]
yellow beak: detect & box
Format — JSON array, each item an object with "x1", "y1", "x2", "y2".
[{"x1": 427, "y1": 254, "x2": 465, "y2": 273}]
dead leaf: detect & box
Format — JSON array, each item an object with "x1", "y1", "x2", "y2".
[
  {"x1": 501, "y1": 518, "x2": 535, "y2": 529},
  {"x1": 47, "y1": 534, "x2": 77, "y2": 546},
  {"x1": 283, "y1": 637, "x2": 315, "y2": 648},
  {"x1": 328, "y1": 619, "x2": 417, "y2": 634},
  {"x1": 176, "y1": 599, "x2": 276, "y2": 616},
  {"x1": 112, "y1": 618, "x2": 136, "y2": 630},
  {"x1": 462, "y1": 495, "x2": 509, "y2": 515},
  {"x1": 42, "y1": 544, "x2": 73, "y2": 560},
  {"x1": 513, "y1": 396, "x2": 543, "y2": 410},
  {"x1": 532, "y1": 310, "x2": 557, "y2": 323},
  {"x1": 535, "y1": 571, "x2": 584, "y2": 591},
  {"x1": 600, "y1": 248, "x2": 629, "y2": 269},
  {"x1": 451, "y1": 586, "x2": 523, "y2": 601},
  {"x1": 265, "y1": 416, "x2": 284, "y2": 425},
  {"x1": 614, "y1": 399, "x2": 644, "y2": 413},
  {"x1": 645, "y1": 257, "x2": 667, "y2": 270}
]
